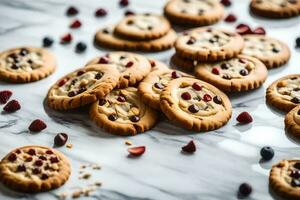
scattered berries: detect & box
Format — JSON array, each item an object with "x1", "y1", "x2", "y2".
[
  {"x1": 236, "y1": 24, "x2": 252, "y2": 35},
  {"x1": 236, "y1": 112, "x2": 253, "y2": 124},
  {"x1": 128, "y1": 146, "x2": 145, "y2": 156},
  {"x1": 60, "y1": 33, "x2": 72, "y2": 44},
  {"x1": 75, "y1": 42, "x2": 87, "y2": 53},
  {"x1": 0, "y1": 90, "x2": 12, "y2": 104},
  {"x1": 238, "y1": 183, "x2": 252, "y2": 197},
  {"x1": 28, "y1": 119, "x2": 47, "y2": 132},
  {"x1": 224, "y1": 14, "x2": 237, "y2": 23},
  {"x1": 125, "y1": 10, "x2": 135, "y2": 16},
  {"x1": 220, "y1": 0, "x2": 231, "y2": 7},
  {"x1": 253, "y1": 27, "x2": 266, "y2": 35},
  {"x1": 54, "y1": 133, "x2": 68, "y2": 147},
  {"x1": 181, "y1": 140, "x2": 196, "y2": 153},
  {"x1": 95, "y1": 8, "x2": 107, "y2": 17},
  {"x1": 260, "y1": 146, "x2": 274, "y2": 161},
  {"x1": 70, "y1": 19, "x2": 81, "y2": 29},
  {"x1": 295, "y1": 37, "x2": 300, "y2": 48},
  {"x1": 119, "y1": 0, "x2": 129, "y2": 7},
  {"x1": 3, "y1": 100, "x2": 21, "y2": 113},
  {"x1": 42, "y1": 37, "x2": 54, "y2": 47},
  {"x1": 66, "y1": 6, "x2": 79, "y2": 16}
]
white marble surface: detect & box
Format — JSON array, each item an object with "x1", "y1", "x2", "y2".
[{"x1": 0, "y1": 0, "x2": 300, "y2": 199}]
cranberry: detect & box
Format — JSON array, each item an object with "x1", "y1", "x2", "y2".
[
  {"x1": 98, "y1": 99, "x2": 107, "y2": 106},
  {"x1": 203, "y1": 94, "x2": 212, "y2": 102},
  {"x1": 182, "y1": 140, "x2": 196, "y2": 153},
  {"x1": 66, "y1": 6, "x2": 78, "y2": 16},
  {"x1": 3, "y1": 100, "x2": 21, "y2": 113},
  {"x1": 32, "y1": 168, "x2": 41, "y2": 174},
  {"x1": 35, "y1": 159, "x2": 43, "y2": 167},
  {"x1": 181, "y1": 92, "x2": 191, "y2": 100},
  {"x1": 70, "y1": 19, "x2": 81, "y2": 29},
  {"x1": 27, "y1": 149, "x2": 36, "y2": 155},
  {"x1": 117, "y1": 95, "x2": 126, "y2": 102},
  {"x1": 119, "y1": 0, "x2": 129, "y2": 7},
  {"x1": 108, "y1": 114, "x2": 118, "y2": 121},
  {"x1": 8, "y1": 153, "x2": 17, "y2": 162},
  {"x1": 128, "y1": 146, "x2": 145, "y2": 156},
  {"x1": 39, "y1": 156, "x2": 47, "y2": 161},
  {"x1": 0, "y1": 90, "x2": 12, "y2": 104},
  {"x1": 224, "y1": 14, "x2": 237, "y2": 23},
  {"x1": 95, "y1": 8, "x2": 107, "y2": 17},
  {"x1": 253, "y1": 27, "x2": 266, "y2": 35},
  {"x1": 15, "y1": 149, "x2": 21, "y2": 154},
  {"x1": 236, "y1": 112, "x2": 253, "y2": 124},
  {"x1": 238, "y1": 183, "x2": 252, "y2": 197},
  {"x1": 50, "y1": 157, "x2": 59, "y2": 163},
  {"x1": 98, "y1": 56, "x2": 109, "y2": 64},
  {"x1": 25, "y1": 157, "x2": 33, "y2": 162},
  {"x1": 28, "y1": 119, "x2": 47, "y2": 132},
  {"x1": 213, "y1": 96, "x2": 222, "y2": 104},
  {"x1": 60, "y1": 33, "x2": 72, "y2": 44},
  {"x1": 58, "y1": 79, "x2": 67, "y2": 87},
  {"x1": 125, "y1": 61, "x2": 134, "y2": 68},
  {"x1": 77, "y1": 70, "x2": 85, "y2": 76},
  {"x1": 240, "y1": 69, "x2": 249, "y2": 76},
  {"x1": 154, "y1": 82, "x2": 164, "y2": 89},
  {"x1": 54, "y1": 133, "x2": 68, "y2": 147},
  {"x1": 220, "y1": 0, "x2": 231, "y2": 7},
  {"x1": 46, "y1": 150, "x2": 53, "y2": 154},
  {"x1": 236, "y1": 24, "x2": 252, "y2": 35},
  {"x1": 125, "y1": 10, "x2": 135, "y2": 16},
  {"x1": 17, "y1": 164, "x2": 26, "y2": 172},
  {"x1": 130, "y1": 115, "x2": 140, "y2": 122},
  {"x1": 212, "y1": 67, "x2": 220, "y2": 75},
  {"x1": 171, "y1": 71, "x2": 182, "y2": 79},
  {"x1": 188, "y1": 104, "x2": 199, "y2": 113},
  {"x1": 192, "y1": 83, "x2": 202, "y2": 91}
]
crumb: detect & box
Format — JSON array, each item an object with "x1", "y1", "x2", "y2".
[
  {"x1": 80, "y1": 173, "x2": 91, "y2": 180},
  {"x1": 125, "y1": 140, "x2": 132, "y2": 145},
  {"x1": 94, "y1": 181, "x2": 102, "y2": 187},
  {"x1": 66, "y1": 143, "x2": 73, "y2": 148},
  {"x1": 72, "y1": 190, "x2": 82, "y2": 199},
  {"x1": 57, "y1": 192, "x2": 68, "y2": 200},
  {"x1": 91, "y1": 164, "x2": 101, "y2": 170}
]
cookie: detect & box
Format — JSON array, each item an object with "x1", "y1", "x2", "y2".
[
  {"x1": 266, "y1": 74, "x2": 300, "y2": 112},
  {"x1": 164, "y1": 0, "x2": 224, "y2": 26},
  {"x1": 175, "y1": 28, "x2": 244, "y2": 61},
  {"x1": 0, "y1": 47, "x2": 56, "y2": 83},
  {"x1": 86, "y1": 52, "x2": 151, "y2": 88},
  {"x1": 170, "y1": 53, "x2": 198, "y2": 71},
  {"x1": 0, "y1": 145, "x2": 70, "y2": 193},
  {"x1": 250, "y1": 0, "x2": 300, "y2": 18},
  {"x1": 242, "y1": 35, "x2": 290, "y2": 69},
  {"x1": 114, "y1": 14, "x2": 171, "y2": 40},
  {"x1": 47, "y1": 64, "x2": 120, "y2": 110},
  {"x1": 160, "y1": 77, "x2": 232, "y2": 131},
  {"x1": 89, "y1": 87, "x2": 158, "y2": 136},
  {"x1": 285, "y1": 105, "x2": 300, "y2": 139},
  {"x1": 94, "y1": 25, "x2": 177, "y2": 52},
  {"x1": 269, "y1": 159, "x2": 300, "y2": 200},
  {"x1": 194, "y1": 55, "x2": 268, "y2": 92},
  {"x1": 148, "y1": 59, "x2": 169, "y2": 72},
  {"x1": 138, "y1": 69, "x2": 192, "y2": 110}
]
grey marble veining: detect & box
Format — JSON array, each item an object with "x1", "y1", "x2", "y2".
[{"x1": 0, "y1": 0, "x2": 300, "y2": 199}]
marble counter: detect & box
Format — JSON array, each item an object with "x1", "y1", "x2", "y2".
[{"x1": 0, "y1": 0, "x2": 300, "y2": 199}]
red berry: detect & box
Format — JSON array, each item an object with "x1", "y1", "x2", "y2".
[
  {"x1": 182, "y1": 140, "x2": 196, "y2": 153},
  {"x1": 95, "y1": 8, "x2": 107, "y2": 17},
  {"x1": 125, "y1": 61, "x2": 134, "y2": 68},
  {"x1": 236, "y1": 24, "x2": 252, "y2": 35},
  {"x1": 98, "y1": 56, "x2": 109, "y2": 64},
  {"x1": 192, "y1": 83, "x2": 202, "y2": 91},
  {"x1": 236, "y1": 112, "x2": 253, "y2": 124},
  {"x1": 0, "y1": 90, "x2": 12, "y2": 104},
  {"x1": 212, "y1": 67, "x2": 220, "y2": 75},
  {"x1": 203, "y1": 94, "x2": 212, "y2": 102},
  {"x1": 3, "y1": 100, "x2": 21, "y2": 113},
  {"x1": 181, "y1": 92, "x2": 191, "y2": 100},
  {"x1": 253, "y1": 27, "x2": 266, "y2": 35},
  {"x1": 119, "y1": 0, "x2": 129, "y2": 7},
  {"x1": 128, "y1": 146, "x2": 145, "y2": 156},
  {"x1": 171, "y1": 71, "x2": 182, "y2": 79},
  {"x1": 70, "y1": 19, "x2": 81, "y2": 29},
  {"x1": 28, "y1": 119, "x2": 47, "y2": 132},
  {"x1": 220, "y1": 0, "x2": 231, "y2": 7},
  {"x1": 8, "y1": 153, "x2": 17, "y2": 162},
  {"x1": 66, "y1": 6, "x2": 79, "y2": 16},
  {"x1": 58, "y1": 78, "x2": 68, "y2": 87},
  {"x1": 224, "y1": 14, "x2": 237, "y2": 23},
  {"x1": 60, "y1": 33, "x2": 72, "y2": 44},
  {"x1": 125, "y1": 10, "x2": 135, "y2": 16}
]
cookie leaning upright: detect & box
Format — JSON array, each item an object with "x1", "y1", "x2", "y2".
[
  {"x1": 266, "y1": 74, "x2": 300, "y2": 112},
  {"x1": 242, "y1": 34, "x2": 290, "y2": 69},
  {"x1": 47, "y1": 64, "x2": 120, "y2": 110},
  {"x1": 160, "y1": 77, "x2": 232, "y2": 131},
  {"x1": 86, "y1": 52, "x2": 151, "y2": 88},
  {"x1": 164, "y1": 0, "x2": 224, "y2": 26},
  {"x1": 0, "y1": 47, "x2": 56, "y2": 83},
  {"x1": 175, "y1": 27, "x2": 244, "y2": 62},
  {"x1": 90, "y1": 87, "x2": 158, "y2": 136},
  {"x1": 0, "y1": 145, "x2": 70, "y2": 193},
  {"x1": 285, "y1": 105, "x2": 300, "y2": 139},
  {"x1": 250, "y1": 0, "x2": 300, "y2": 18}
]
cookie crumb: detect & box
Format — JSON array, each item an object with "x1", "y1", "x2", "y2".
[
  {"x1": 66, "y1": 143, "x2": 73, "y2": 148},
  {"x1": 91, "y1": 163, "x2": 101, "y2": 170},
  {"x1": 125, "y1": 140, "x2": 132, "y2": 145},
  {"x1": 57, "y1": 192, "x2": 68, "y2": 200},
  {"x1": 80, "y1": 173, "x2": 91, "y2": 179},
  {"x1": 94, "y1": 181, "x2": 102, "y2": 187},
  {"x1": 72, "y1": 190, "x2": 82, "y2": 199}
]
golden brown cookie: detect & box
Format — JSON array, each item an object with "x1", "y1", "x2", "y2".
[
  {"x1": 164, "y1": 0, "x2": 224, "y2": 26},
  {"x1": 285, "y1": 105, "x2": 300, "y2": 139},
  {"x1": 0, "y1": 145, "x2": 70, "y2": 193},
  {"x1": 89, "y1": 87, "x2": 158, "y2": 136},
  {"x1": 266, "y1": 74, "x2": 300, "y2": 112},
  {"x1": 94, "y1": 25, "x2": 177, "y2": 52},
  {"x1": 138, "y1": 69, "x2": 192, "y2": 110},
  {"x1": 160, "y1": 77, "x2": 232, "y2": 131},
  {"x1": 86, "y1": 52, "x2": 151, "y2": 88},
  {"x1": 148, "y1": 59, "x2": 169, "y2": 72},
  {"x1": 47, "y1": 64, "x2": 120, "y2": 110},
  {"x1": 242, "y1": 35, "x2": 290, "y2": 69},
  {"x1": 170, "y1": 53, "x2": 200, "y2": 71},
  {"x1": 114, "y1": 14, "x2": 171, "y2": 40},
  {"x1": 269, "y1": 159, "x2": 300, "y2": 200},
  {"x1": 175, "y1": 27, "x2": 244, "y2": 62},
  {"x1": 250, "y1": 0, "x2": 300, "y2": 18},
  {"x1": 194, "y1": 55, "x2": 268, "y2": 92},
  {"x1": 0, "y1": 47, "x2": 56, "y2": 83}
]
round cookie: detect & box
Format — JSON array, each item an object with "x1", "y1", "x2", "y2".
[
  {"x1": 47, "y1": 64, "x2": 120, "y2": 110},
  {"x1": 160, "y1": 77, "x2": 232, "y2": 131},
  {"x1": 86, "y1": 52, "x2": 151, "y2": 88},
  {"x1": 148, "y1": 59, "x2": 169, "y2": 72},
  {"x1": 138, "y1": 70, "x2": 192, "y2": 110},
  {"x1": 90, "y1": 87, "x2": 158, "y2": 136},
  {"x1": 266, "y1": 74, "x2": 300, "y2": 112},
  {"x1": 194, "y1": 55, "x2": 268, "y2": 92},
  {"x1": 285, "y1": 105, "x2": 300, "y2": 139},
  {"x1": 114, "y1": 14, "x2": 171, "y2": 40},
  {"x1": 269, "y1": 159, "x2": 300, "y2": 200},
  {"x1": 250, "y1": 0, "x2": 300, "y2": 18},
  {"x1": 0, "y1": 145, "x2": 70, "y2": 193},
  {"x1": 164, "y1": 0, "x2": 224, "y2": 26},
  {"x1": 0, "y1": 47, "x2": 56, "y2": 83},
  {"x1": 94, "y1": 25, "x2": 177, "y2": 52},
  {"x1": 242, "y1": 35, "x2": 290, "y2": 69},
  {"x1": 175, "y1": 28, "x2": 244, "y2": 62},
  {"x1": 170, "y1": 53, "x2": 199, "y2": 71}
]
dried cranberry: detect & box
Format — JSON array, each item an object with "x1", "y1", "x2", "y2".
[
  {"x1": 117, "y1": 95, "x2": 126, "y2": 102},
  {"x1": 203, "y1": 94, "x2": 212, "y2": 102},
  {"x1": 77, "y1": 70, "x2": 85, "y2": 76},
  {"x1": 60, "y1": 33, "x2": 72, "y2": 44},
  {"x1": 8, "y1": 153, "x2": 17, "y2": 162},
  {"x1": 98, "y1": 99, "x2": 107, "y2": 106},
  {"x1": 46, "y1": 150, "x2": 53, "y2": 154},
  {"x1": 17, "y1": 164, "x2": 26, "y2": 172},
  {"x1": 70, "y1": 19, "x2": 81, "y2": 29},
  {"x1": 95, "y1": 8, "x2": 107, "y2": 17},
  {"x1": 171, "y1": 71, "x2": 181, "y2": 79},
  {"x1": 66, "y1": 6, "x2": 78, "y2": 16},
  {"x1": 28, "y1": 119, "x2": 47, "y2": 132},
  {"x1": 125, "y1": 61, "x2": 134, "y2": 68},
  {"x1": 15, "y1": 149, "x2": 21, "y2": 154},
  {"x1": 27, "y1": 149, "x2": 36, "y2": 155},
  {"x1": 188, "y1": 104, "x2": 199, "y2": 113},
  {"x1": 58, "y1": 79, "x2": 67, "y2": 87},
  {"x1": 128, "y1": 146, "x2": 145, "y2": 156},
  {"x1": 182, "y1": 140, "x2": 196, "y2": 153},
  {"x1": 220, "y1": 0, "x2": 231, "y2": 7},
  {"x1": 236, "y1": 24, "x2": 252, "y2": 35},
  {"x1": 224, "y1": 14, "x2": 237, "y2": 22},
  {"x1": 54, "y1": 133, "x2": 68, "y2": 147},
  {"x1": 32, "y1": 168, "x2": 41, "y2": 174},
  {"x1": 253, "y1": 27, "x2": 266, "y2": 35},
  {"x1": 181, "y1": 92, "x2": 191, "y2": 100},
  {"x1": 213, "y1": 96, "x2": 222, "y2": 104},
  {"x1": 0, "y1": 90, "x2": 12, "y2": 104},
  {"x1": 125, "y1": 10, "x2": 135, "y2": 16},
  {"x1": 236, "y1": 111, "x2": 253, "y2": 124},
  {"x1": 154, "y1": 82, "x2": 164, "y2": 89},
  {"x1": 119, "y1": 0, "x2": 129, "y2": 7},
  {"x1": 212, "y1": 67, "x2": 220, "y2": 75},
  {"x1": 108, "y1": 114, "x2": 117, "y2": 121},
  {"x1": 39, "y1": 156, "x2": 47, "y2": 161},
  {"x1": 35, "y1": 159, "x2": 43, "y2": 167},
  {"x1": 98, "y1": 56, "x2": 109, "y2": 64},
  {"x1": 50, "y1": 157, "x2": 59, "y2": 163},
  {"x1": 3, "y1": 100, "x2": 21, "y2": 113},
  {"x1": 130, "y1": 115, "x2": 140, "y2": 122},
  {"x1": 192, "y1": 83, "x2": 202, "y2": 91},
  {"x1": 25, "y1": 157, "x2": 33, "y2": 162}
]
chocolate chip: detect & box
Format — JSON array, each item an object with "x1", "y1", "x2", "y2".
[
  {"x1": 209, "y1": 38, "x2": 217, "y2": 43},
  {"x1": 171, "y1": 71, "x2": 182, "y2": 79},
  {"x1": 192, "y1": 83, "x2": 202, "y2": 91},
  {"x1": 8, "y1": 153, "x2": 17, "y2": 162},
  {"x1": 181, "y1": 92, "x2": 191, "y2": 100},
  {"x1": 123, "y1": 75, "x2": 130, "y2": 79},
  {"x1": 28, "y1": 59, "x2": 33, "y2": 64},
  {"x1": 290, "y1": 170, "x2": 300, "y2": 179},
  {"x1": 11, "y1": 64, "x2": 19, "y2": 70},
  {"x1": 50, "y1": 157, "x2": 59, "y2": 163},
  {"x1": 41, "y1": 174, "x2": 49, "y2": 180},
  {"x1": 19, "y1": 48, "x2": 29, "y2": 56},
  {"x1": 294, "y1": 162, "x2": 300, "y2": 170},
  {"x1": 27, "y1": 149, "x2": 36, "y2": 155},
  {"x1": 154, "y1": 82, "x2": 164, "y2": 89},
  {"x1": 198, "y1": 9, "x2": 204, "y2": 15},
  {"x1": 291, "y1": 179, "x2": 300, "y2": 187},
  {"x1": 98, "y1": 99, "x2": 107, "y2": 106},
  {"x1": 54, "y1": 133, "x2": 68, "y2": 147},
  {"x1": 186, "y1": 37, "x2": 195, "y2": 45},
  {"x1": 39, "y1": 156, "x2": 47, "y2": 161},
  {"x1": 296, "y1": 37, "x2": 300, "y2": 48},
  {"x1": 222, "y1": 74, "x2": 231, "y2": 80},
  {"x1": 188, "y1": 105, "x2": 199, "y2": 113},
  {"x1": 272, "y1": 48, "x2": 280, "y2": 53},
  {"x1": 68, "y1": 91, "x2": 76, "y2": 97},
  {"x1": 147, "y1": 26, "x2": 153, "y2": 30},
  {"x1": 77, "y1": 70, "x2": 85, "y2": 76},
  {"x1": 102, "y1": 29, "x2": 109, "y2": 34},
  {"x1": 46, "y1": 150, "x2": 53, "y2": 154},
  {"x1": 213, "y1": 96, "x2": 222, "y2": 104},
  {"x1": 78, "y1": 87, "x2": 87, "y2": 94},
  {"x1": 35, "y1": 159, "x2": 43, "y2": 167},
  {"x1": 289, "y1": 0, "x2": 298, "y2": 4},
  {"x1": 127, "y1": 20, "x2": 134, "y2": 25},
  {"x1": 108, "y1": 114, "x2": 117, "y2": 121},
  {"x1": 130, "y1": 115, "x2": 140, "y2": 122},
  {"x1": 120, "y1": 55, "x2": 126, "y2": 60},
  {"x1": 32, "y1": 168, "x2": 41, "y2": 174},
  {"x1": 117, "y1": 95, "x2": 126, "y2": 102},
  {"x1": 221, "y1": 63, "x2": 230, "y2": 69},
  {"x1": 71, "y1": 79, "x2": 77, "y2": 85},
  {"x1": 17, "y1": 164, "x2": 26, "y2": 172},
  {"x1": 294, "y1": 88, "x2": 300, "y2": 91},
  {"x1": 298, "y1": 109, "x2": 300, "y2": 115},
  {"x1": 240, "y1": 69, "x2": 249, "y2": 76},
  {"x1": 291, "y1": 97, "x2": 300, "y2": 103}
]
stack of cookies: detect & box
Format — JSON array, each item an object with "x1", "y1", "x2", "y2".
[{"x1": 94, "y1": 13, "x2": 177, "y2": 52}]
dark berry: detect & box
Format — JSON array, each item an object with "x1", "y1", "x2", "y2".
[
  {"x1": 220, "y1": 0, "x2": 231, "y2": 7},
  {"x1": 236, "y1": 24, "x2": 252, "y2": 35},
  {"x1": 54, "y1": 133, "x2": 68, "y2": 147},
  {"x1": 272, "y1": 48, "x2": 280, "y2": 53},
  {"x1": 240, "y1": 69, "x2": 249, "y2": 76},
  {"x1": 98, "y1": 99, "x2": 107, "y2": 106},
  {"x1": 95, "y1": 8, "x2": 107, "y2": 17},
  {"x1": 238, "y1": 183, "x2": 252, "y2": 197},
  {"x1": 296, "y1": 37, "x2": 300, "y2": 48},
  {"x1": 212, "y1": 67, "x2": 220, "y2": 75},
  {"x1": 98, "y1": 56, "x2": 109, "y2": 64},
  {"x1": 224, "y1": 14, "x2": 237, "y2": 22},
  {"x1": 108, "y1": 114, "x2": 117, "y2": 121},
  {"x1": 41, "y1": 174, "x2": 49, "y2": 180},
  {"x1": 39, "y1": 156, "x2": 47, "y2": 161},
  {"x1": 192, "y1": 83, "x2": 202, "y2": 91},
  {"x1": 119, "y1": 0, "x2": 129, "y2": 7},
  {"x1": 203, "y1": 94, "x2": 212, "y2": 102},
  {"x1": 253, "y1": 27, "x2": 266, "y2": 35},
  {"x1": 68, "y1": 91, "x2": 76, "y2": 97},
  {"x1": 35, "y1": 159, "x2": 43, "y2": 166},
  {"x1": 50, "y1": 157, "x2": 59, "y2": 163},
  {"x1": 3, "y1": 100, "x2": 21, "y2": 113},
  {"x1": 25, "y1": 157, "x2": 33, "y2": 162},
  {"x1": 171, "y1": 71, "x2": 182, "y2": 79},
  {"x1": 154, "y1": 82, "x2": 164, "y2": 89},
  {"x1": 0, "y1": 90, "x2": 12, "y2": 104},
  {"x1": 60, "y1": 33, "x2": 72, "y2": 44},
  {"x1": 78, "y1": 87, "x2": 86, "y2": 94},
  {"x1": 182, "y1": 140, "x2": 196, "y2": 153},
  {"x1": 130, "y1": 115, "x2": 140, "y2": 122},
  {"x1": 117, "y1": 95, "x2": 126, "y2": 102},
  {"x1": 32, "y1": 168, "x2": 41, "y2": 174},
  {"x1": 42, "y1": 37, "x2": 54, "y2": 47},
  {"x1": 188, "y1": 104, "x2": 199, "y2": 113},
  {"x1": 221, "y1": 63, "x2": 230, "y2": 69},
  {"x1": 15, "y1": 149, "x2": 21, "y2": 154},
  {"x1": 8, "y1": 153, "x2": 17, "y2": 162},
  {"x1": 27, "y1": 149, "x2": 36, "y2": 155},
  {"x1": 17, "y1": 164, "x2": 26, "y2": 172},
  {"x1": 66, "y1": 6, "x2": 78, "y2": 16},
  {"x1": 70, "y1": 19, "x2": 81, "y2": 28},
  {"x1": 75, "y1": 42, "x2": 87, "y2": 53},
  {"x1": 222, "y1": 74, "x2": 231, "y2": 80},
  {"x1": 46, "y1": 150, "x2": 53, "y2": 154},
  {"x1": 236, "y1": 111, "x2": 253, "y2": 124},
  {"x1": 28, "y1": 119, "x2": 47, "y2": 132},
  {"x1": 294, "y1": 162, "x2": 300, "y2": 169},
  {"x1": 125, "y1": 10, "x2": 135, "y2": 16},
  {"x1": 260, "y1": 146, "x2": 274, "y2": 161},
  {"x1": 11, "y1": 64, "x2": 19, "y2": 70},
  {"x1": 19, "y1": 48, "x2": 29, "y2": 56},
  {"x1": 181, "y1": 92, "x2": 191, "y2": 100},
  {"x1": 77, "y1": 70, "x2": 85, "y2": 76},
  {"x1": 290, "y1": 170, "x2": 300, "y2": 179},
  {"x1": 186, "y1": 37, "x2": 195, "y2": 45},
  {"x1": 213, "y1": 96, "x2": 222, "y2": 104},
  {"x1": 291, "y1": 97, "x2": 300, "y2": 103},
  {"x1": 125, "y1": 61, "x2": 134, "y2": 68}
]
